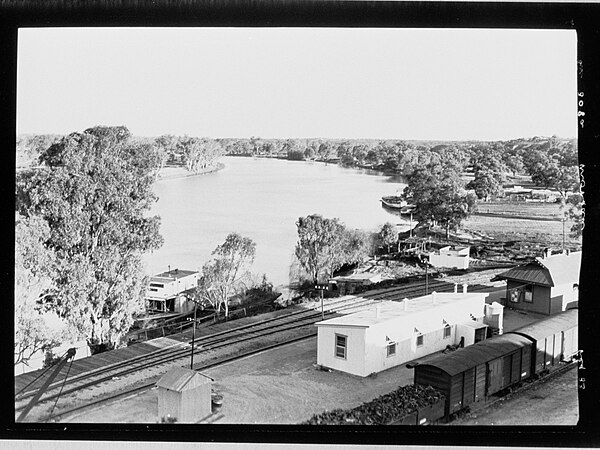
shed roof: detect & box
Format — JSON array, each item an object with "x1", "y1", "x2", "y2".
[
  {"x1": 414, "y1": 334, "x2": 532, "y2": 377},
  {"x1": 493, "y1": 251, "x2": 581, "y2": 287},
  {"x1": 509, "y1": 309, "x2": 578, "y2": 341},
  {"x1": 156, "y1": 367, "x2": 212, "y2": 392}
]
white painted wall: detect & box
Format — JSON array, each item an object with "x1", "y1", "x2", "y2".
[
  {"x1": 317, "y1": 294, "x2": 489, "y2": 377},
  {"x1": 316, "y1": 326, "x2": 366, "y2": 376},
  {"x1": 147, "y1": 273, "x2": 198, "y2": 300},
  {"x1": 554, "y1": 282, "x2": 578, "y2": 310},
  {"x1": 429, "y1": 253, "x2": 471, "y2": 269}
]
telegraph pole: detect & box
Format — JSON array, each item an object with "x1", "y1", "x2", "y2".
[{"x1": 315, "y1": 284, "x2": 327, "y2": 320}]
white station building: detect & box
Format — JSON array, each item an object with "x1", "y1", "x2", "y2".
[{"x1": 315, "y1": 290, "x2": 492, "y2": 377}]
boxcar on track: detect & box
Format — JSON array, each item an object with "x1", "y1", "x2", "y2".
[
  {"x1": 413, "y1": 334, "x2": 534, "y2": 418},
  {"x1": 412, "y1": 309, "x2": 578, "y2": 421},
  {"x1": 507, "y1": 308, "x2": 578, "y2": 375}
]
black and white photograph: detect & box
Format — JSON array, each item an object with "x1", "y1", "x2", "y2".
[{"x1": 8, "y1": 4, "x2": 595, "y2": 439}]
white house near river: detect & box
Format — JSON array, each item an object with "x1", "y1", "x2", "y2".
[{"x1": 145, "y1": 269, "x2": 199, "y2": 313}]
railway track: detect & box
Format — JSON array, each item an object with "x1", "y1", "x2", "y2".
[
  {"x1": 15, "y1": 275, "x2": 503, "y2": 422},
  {"x1": 49, "y1": 332, "x2": 319, "y2": 423},
  {"x1": 14, "y1": 292, "x2": 387, "y2": 421}
]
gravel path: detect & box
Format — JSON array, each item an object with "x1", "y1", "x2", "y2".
[{"x1": 452, "y1": 365, "x2": 579, "y2": 425}]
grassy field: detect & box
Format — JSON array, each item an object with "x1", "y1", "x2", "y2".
[
  {"x1": 473, "y1": 201, "x2": 564, "y2": 219},
  {"x1": 462, "y1": 214, "x2": 581, "y2": 249}
]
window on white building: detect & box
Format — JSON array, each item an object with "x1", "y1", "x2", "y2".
[
  {"x1": 335, "y1": 334, "x2": 347, "y2": 359},
  {"x1": 387, "y1": 342, "x2": 396, "y2": 357},
  {"x1": 443, "y1": 324, "x2": 451, "y2": 339},
  {"x1": 416, "y1": 333, "x2": 424, "y2": 347}
]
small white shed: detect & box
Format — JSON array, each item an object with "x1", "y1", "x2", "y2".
[
  {"x1": 428, "y1": 246, "x2": 470, "y2": 270},
  {"x1": 315, "y1": 291, "x2": 490, "y2": 377},
  {"x1": 156, "y1": 367, "x2": 212, "y2": 423}
]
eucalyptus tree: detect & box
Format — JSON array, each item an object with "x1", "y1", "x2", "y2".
[
  {"x1": 14, "y1": 214, "x2": 69, "y2": 366},
  {"x1": 196, "y1": 233, "x2": 256, "y2": 318},
  {"x1": 402, "y1": 162, "x2": 476, "y2": 239},
  {"x1": 16, "y1": 126, "x2": 164, "y2": 352}
]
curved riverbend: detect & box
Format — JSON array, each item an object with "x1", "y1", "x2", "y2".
[{"x1": 144, "y1": 156, "x2": 408, "y2": 286}]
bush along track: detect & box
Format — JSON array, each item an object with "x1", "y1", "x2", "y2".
[{"x1": 302, "y1": 384, "x2": 444, "y2": 425}]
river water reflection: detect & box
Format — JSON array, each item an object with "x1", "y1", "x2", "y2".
[{"x1": 144, "y1": 156, "x2": 408, "y2": 286}]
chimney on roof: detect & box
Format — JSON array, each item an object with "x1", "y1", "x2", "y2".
[
  {"x1": 403, "y1": 298, "x2": 409, "y2": 311},
  {"x1": 454, "y1": 283, "x2": 458, "y2": 294},
  {"x1": 462, "y1": 283, "x2": 468, "y2": 294},
  {"x1": 432, "y1": 291, "x2": 437, "y2": 304}
]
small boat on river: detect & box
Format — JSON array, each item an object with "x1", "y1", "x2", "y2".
[{"x1": 380, "y1": 196, "x2": 415, "y2": 213}]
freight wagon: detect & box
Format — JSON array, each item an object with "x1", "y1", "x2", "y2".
[
  {"x1": 507, "y1": 308, "x2": 578, "y2": 375},
  {"x1": 411, "y1": 309, "x2": 578, "y2": 422}
]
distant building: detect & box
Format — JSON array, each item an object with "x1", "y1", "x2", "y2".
[
  {"x1": 145, "y1": 269, "x2": 199, "y2": 313},
  {"x1": 328, "y1": 272, "x2": 383, "y2": 295},
  {"x1": 428, "y1": 246, "x2": 470, "y2": 270},
  {"x1": 315, "y1": 289, "x2": 492, "y2": 377},
  {"x1": 493, "y1": 250, "x2": 581, "y2": 315}
]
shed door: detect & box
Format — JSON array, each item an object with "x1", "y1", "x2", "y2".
[
  {"x1": 487, "y1": 359, "x2": 504, "y2": 395},
  {"x1": 474, "y1": 327, "x2": 487, "y2": 343}
]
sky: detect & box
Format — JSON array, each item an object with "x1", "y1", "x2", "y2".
[{"x1": 17, "y1": 27, "x2": 577, "y2": 141}]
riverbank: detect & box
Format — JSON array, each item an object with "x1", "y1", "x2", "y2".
[{"x1": 156, "y1": 162, "x2": 225, "y2": 180}]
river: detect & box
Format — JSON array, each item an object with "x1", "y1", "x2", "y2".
[{"x1": 143, "y1": 156, "x2": 408, "y2": 287}]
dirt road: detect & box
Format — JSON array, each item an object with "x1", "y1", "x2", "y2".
[{"x1": 453, "y1": 365, "x2": 579, "y2": 425}]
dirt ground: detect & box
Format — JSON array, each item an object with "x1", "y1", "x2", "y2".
[
  {"x1": 65, "y1": 336, "x2": 415, "y2": 424},
  {"x1": 452, "y1": 365, "x2": 579, "y2": 426},
  {"x1": 63, "y1": 307, "x2": 549, "y2": 424}
]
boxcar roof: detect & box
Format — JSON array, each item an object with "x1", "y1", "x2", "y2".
[
  {"x1": 509, "y1": 309, "x2": 578, "y2": 341},
  {"x1": 414, "y1": 334, "x2": 532, "y2": 377}
]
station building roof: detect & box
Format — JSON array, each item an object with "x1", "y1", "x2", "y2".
[{"x1": 493, "y1": 251, "x2": 581, "y2": 287}]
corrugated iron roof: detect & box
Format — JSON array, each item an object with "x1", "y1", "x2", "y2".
[
  {"x1": 493, "y1": 263, "x2": 553, "y2": 286},
  {"x1": 156, "y1": 367, "x2": 211, "y2": 391},
  {"x1": 415, "y1": 334, "x2": 532, "y2": 376},
  {"x1": 509, "y1": 309, "x2": 578, "y2": 341},
  {"x1": 494, "y1": 251, "x2": 581, "y2": 287}
]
